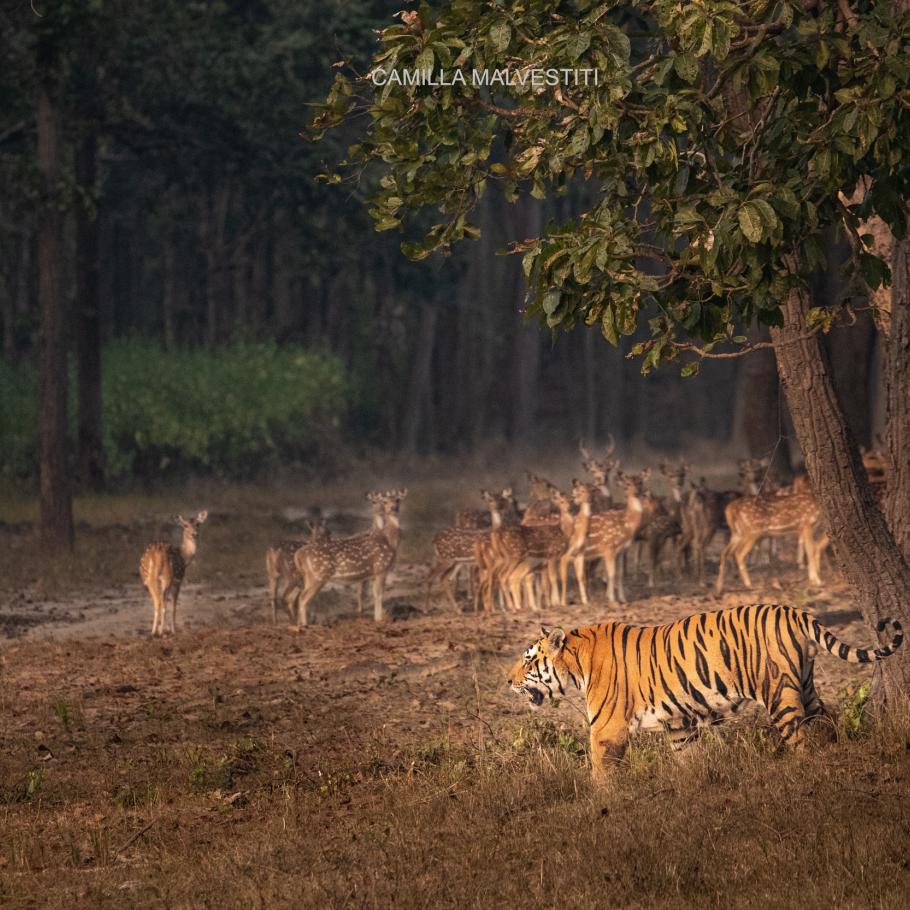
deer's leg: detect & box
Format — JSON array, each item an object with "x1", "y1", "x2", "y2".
[
  {"x1": 295, "y1": 577, "x2": 324, "y2": 630},
  {"x1": 715, "y1": 535, "x2": 737, "y2": 594},
  {"x1": 647, "y1": 536, "x2": 660, "y2": 588},
  {"x1": 558, "y1": 555, "x2": 570, "y2": 604},
  {"x1": 733, "y1": 537, "x2": 755, "y2": 589},
  {"x1": 372, "y1": 572, "x2": 386, "y2": 622},
  {"x1": 148, "y1": 583, "x2": 162, "y2": 637},
  {"x1": 603, "y1": 552, "x2": 618, "y2": 604},
  {"x1": 803, "y1": 527, "x2": 823, "y2": 586},
  {"x1": 442, "y1": 565, "x2": 461, "y2": 612},
  {"x1": 573, "y1": 554, "x2": 589, "y2": 605},
  {"x1": 165, "y1": 586, "x2": 177, "y2": 635}
]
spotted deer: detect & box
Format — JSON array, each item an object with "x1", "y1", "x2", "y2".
[
  {"x1": 568, "y1": 473, "x2": 645, "y2": 605},
  {"x1": 265, "y1": 521, "x2": 330, "y2": 625},
  {"x1": 521, "y1": 472, "x2": 560, "y2": 526},
  {"x1": 426, "y1": 491, "x2": 519, "y2": 611},
  {"x1": 292, "y1": 489, "x2": 407, "y2": 627},
  {"x1": 454, "y1": 487, "x2": 517, "y2": 530},
  {"x1": 474, "y1": 489, "x2": 563, "y2": 612},
  {"x1": 579, "y1": 436, "x2": 619, "y2": 512},
  {"x1": 139, "y1": 510, "x2": 208, "y2": 637},
  {"x1": 475, "y1": 490, "x2": 532, "y2": 612},
  {"x1": 715, "y1": 489, "x2": 825, "y2": 593}
]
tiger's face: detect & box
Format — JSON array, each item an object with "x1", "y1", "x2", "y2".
[{"x1": 508, "y1": 628, "x2": 568, "y2": 709}]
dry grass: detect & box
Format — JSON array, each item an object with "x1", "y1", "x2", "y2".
[{"x1": 1, "y1": 620, "x2": 908, "y2": 909}]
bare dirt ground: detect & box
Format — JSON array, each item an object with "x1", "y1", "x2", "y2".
[{"x1": 1, "y1": 459, "x2": 908, "y2": 907}]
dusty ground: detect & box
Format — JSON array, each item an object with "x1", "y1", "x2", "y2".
[{"x1": 1, "y1": 461, "x2": 907, "y2": 907}]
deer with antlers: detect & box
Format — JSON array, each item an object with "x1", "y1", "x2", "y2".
[
  {"x1": 139, "y1": 510, "x2": 208, "y2": 637},
  {"x1": 578, "y1": 436, "x2": 619, "y2": 512},
  {"x1": 715, "y1": 487, "x2": 825, "y2": 593},
  {"x1": 292, "y1": 490, "x2": 407, "y2": 627}
]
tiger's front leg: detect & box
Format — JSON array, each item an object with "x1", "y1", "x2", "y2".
[{"x1": 588, "y1": 720, "x2": 630, "y2": 780}]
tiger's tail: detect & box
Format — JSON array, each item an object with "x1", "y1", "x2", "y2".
[{"x1": 800, "y1": 611, "x2": 903, "y2": 664}]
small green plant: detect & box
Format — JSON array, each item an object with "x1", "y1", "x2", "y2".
[
  {"x1": 510, "y1": 718, "x2": 586, "y2": 757},
  {"x1": 414, "y1": 737, "x2": 449, "y2": 766},
  {"x1": 25, "y1": 769, "x2": 42, "y2": 800},
  {"x1": 837, "y1": 681, "x2": 872, "y2": 738},
  {"x1": 52, "y1": 699, "x2": 71, "y2": 731}
]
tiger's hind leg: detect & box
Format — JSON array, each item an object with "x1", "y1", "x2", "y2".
[{"x1": 766, "y1": 677, "x2": 809, "y2": 749}]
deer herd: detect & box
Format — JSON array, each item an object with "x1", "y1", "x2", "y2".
[{"x1": 139, "y1": 442, "x2": 890, "y2": 635}]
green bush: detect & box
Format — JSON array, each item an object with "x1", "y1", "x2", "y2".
[{"x1": 0, "y1": 341, "x2": 348, "y2": 482}]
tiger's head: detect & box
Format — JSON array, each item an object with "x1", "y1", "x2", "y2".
[{"x1": 508, "y1": 627, "x2": 568, "y2": 709}]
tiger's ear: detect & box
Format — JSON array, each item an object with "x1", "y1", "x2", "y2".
[{"x1": 547, "y1": 628, "x2": 566, "y2": 652}]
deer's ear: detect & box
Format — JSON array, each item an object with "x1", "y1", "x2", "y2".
[{"x1": 195, "y1": 510, "x2": 208, "y2": 525}]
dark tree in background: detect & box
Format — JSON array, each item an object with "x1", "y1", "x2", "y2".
[{"x1": 35, "y1": 16, "x2": 73, "y2": 552}]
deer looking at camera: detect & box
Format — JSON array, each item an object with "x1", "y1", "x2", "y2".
[
  {"x1": 139, "y1": 510, "x2": 208, "y2": 637},
  {"x1": 292, "y1": 490, "x2": 407, "y2": 627},
  {"x1": 563, "y1": 473, "x2": 645, "y2": 605},
  {"x1": 578, "y1": 436, "x2": 619, "y2": 512}
]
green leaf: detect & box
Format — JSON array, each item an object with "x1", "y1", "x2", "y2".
[
  {"x1": 489, "y1": 21, "x2": 511, "y2": 54},
  {"x1": 737, "y1": 204, "x2": 763, "y2": 243},
  {"x1": 680, "y1": 361, "x2": 700, "y2": 378},
  {"x1": 601, "y1": 307, "x2": 619, "y2": 346},
  {"x1": 415, "y1": 46, "x2": 435, "y2": 73}
]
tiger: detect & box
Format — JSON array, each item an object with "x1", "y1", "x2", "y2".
[{"x1": 507, "y1": 604, "x2": 903, "y2": 778}]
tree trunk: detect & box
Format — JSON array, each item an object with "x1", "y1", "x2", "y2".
[
  {"x1": 771, "y1": 279, "x2": 910, "y2": 702},
  {"x1": 162, "y1": 239, "x2": 177, "y2": 351},
  {"x1": 885, "y1": 233, "x2": 910, "y2": 557},
  {"x1": 75, "y1": 131, "x2": 105, "y2": 490},
  {"x1": 200, "y1": 184, "x2": 230, "y2": 349},
  {"x1": 36, "y1": 37, "x2": 74, "y2": 552}
]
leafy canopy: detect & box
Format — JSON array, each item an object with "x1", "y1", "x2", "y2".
[{"x1": 311, "y1": 0, "x2": 910, "y2": 372}]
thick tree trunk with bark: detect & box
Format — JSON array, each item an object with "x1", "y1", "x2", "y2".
[
  {"x1": 771, "y1": 281, "x2": 910, "y2": 702},
  {"x1": 886, "y1": 234, "x2": 910, "y2": 557},
  {"x1": 36, "y1": 38, "x2": 74, "y2": 552},
  {"x1": 76, "y1": 131, "x2": 105, "y2": 489}
]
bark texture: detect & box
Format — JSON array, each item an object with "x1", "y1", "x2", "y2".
[
  {"x1": 771, "y1": 281, "x2": 910, "y2": 701},
  {"x1": 76, "y1": 131, "x2": 105, "y2": 489},
  {"x1": 36, "y1": 36, "x2": 74, "y2": 551},
  {"x1": 886, "y1": 234, "x2": 910, "y2": 558}
]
